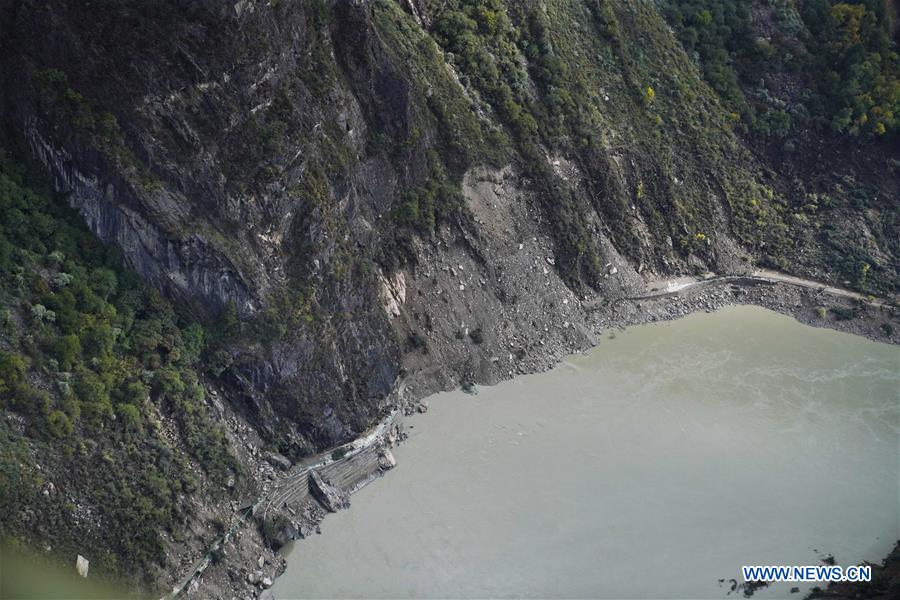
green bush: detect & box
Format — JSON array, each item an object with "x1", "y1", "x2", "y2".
[
  {"x1": 115, "y1": 403, "x2": 142, "y2": 433},
  {"x1": 0, "y1": 350, "x2": 27, "y2": 400},
  {"x1": 47, "y1": 409, "x2": 73, "y2": 437},
  {"x1": 830, "y1": 306, "x2": 856, "y2": 321},
  {"x1": 51, "y1": 334, "x2": 82, "y2": 371}
]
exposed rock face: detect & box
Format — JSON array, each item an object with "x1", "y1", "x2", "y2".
[
  {"x1": 2, "y1": 0, "x2": 895, "y2": 461},
  {"x1": 309, "y1": 471, "x2": 349, "y2": 513},
  {"x1": 1, "y1": 0, "x2": 405, "y2": 453},
  {"x1": 25, "y1": 128, "x2": 261, "y2": 319}
]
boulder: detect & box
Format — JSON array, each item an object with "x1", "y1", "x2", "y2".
[
  {"x1": 75, "y1": 555, "x2": 89, "y2": 578},
  {"x1": 264, "y1": 452, "x2": 292, "y2": 471},
  {"x1": 309, "y1": 470, "x2": 349, "y2": 513},
  {"x1": 378, "y1": 448, "x2": 397, "y2": 470}
]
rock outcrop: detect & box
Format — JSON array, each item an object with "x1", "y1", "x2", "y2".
[{"x1": 264, "y1": 452, "x2": 292, "y2": 471}]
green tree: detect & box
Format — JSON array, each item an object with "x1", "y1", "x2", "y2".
[
  {"x1": 52, "y1": 334, "x2": 82, "y2": 371},
  {"x1": 47, "y1": 410, "x2": 73, "y2": 437},
  {"x1": 0, "y1": 351, "x2": 26, "y2": 395},
  {"x1": 115, "y1": 403, "x2": 142, "y2": 434}
]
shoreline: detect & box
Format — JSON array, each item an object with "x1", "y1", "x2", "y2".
[{"x1": 187, "y1": 271, "x2": 898, "y2": 599}]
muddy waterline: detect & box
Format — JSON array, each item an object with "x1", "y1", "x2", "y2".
[{"x1": 273, "y1": 305, "x2": 899, "y2": 599}]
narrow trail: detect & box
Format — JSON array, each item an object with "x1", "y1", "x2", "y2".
[{"x1": 633, "y1": 269, "x2": 890, "y2": 307}]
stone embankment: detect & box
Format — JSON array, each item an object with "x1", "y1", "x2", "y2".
[{"x1": 165, "y1": 412, "x2": 404, "y2": 599}]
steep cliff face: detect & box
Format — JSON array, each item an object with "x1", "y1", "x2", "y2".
[
  {"x1": 3, "y1": 0, "x2": 409, "y2": 451},
  {"x1": 1, "y1": 0, "x2": 897, "y2": 592},
  {"x1": 2, "y1": 0, "x2": 896, "y2": 478},
  {"x1": 2, "y1": 0, "x2": 896, "y2": 451}
]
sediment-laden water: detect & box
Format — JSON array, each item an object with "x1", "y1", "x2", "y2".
[{"x1": 273, "y1": 306, "x2": 900, "y2": 599}]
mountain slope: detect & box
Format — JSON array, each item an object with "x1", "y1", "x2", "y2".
[{"x1": 0, "y1": 0, "x2": 897, "y2": 592}]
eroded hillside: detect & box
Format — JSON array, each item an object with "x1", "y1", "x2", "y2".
[{"x1": 0, "y1": 0, "x2": 897, "y2": 592}]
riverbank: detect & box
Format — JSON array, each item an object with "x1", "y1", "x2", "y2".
[
  {"x1": 806, "y1": 541, "x2": 900, "y2": 599},
  {"x1": 161, "y1": 411, "x2": 405, "y2": 599},
  {"x1": 602, "y1": 272, "x2": 897, "y2": 348},
  {"x1": 181, "y1": 271, "x2": 898, "y2": 600}
]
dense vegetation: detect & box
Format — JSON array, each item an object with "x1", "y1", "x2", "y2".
[
  {"x1": 660, "y1": 0, "x2": 899, "y2": 141},
  {"x1": 379, "y1": 0, "x2": 896, "y2": 294},
  {"x1": 0, "y1": 152, "x2": 236, "y2": 589}
]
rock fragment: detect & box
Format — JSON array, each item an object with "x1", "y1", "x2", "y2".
[
  {"x1": 75, "y1": 555, "x2": 89, "y2": 578},
  {"x1": 309, "y1": 470, "x2": 349, "y2": 513}
]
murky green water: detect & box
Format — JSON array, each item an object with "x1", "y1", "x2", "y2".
[{"x1": 273, "y1": 306, "x2": 899, "y2": 599}]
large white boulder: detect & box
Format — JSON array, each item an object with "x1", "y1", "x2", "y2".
[{"x1": 75, "y1": 555, "x2": 89, "y2": 578}]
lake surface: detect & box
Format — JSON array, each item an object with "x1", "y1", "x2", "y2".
[{"x1": 273, "y1": 306, "x2": 899, "y2": 599}]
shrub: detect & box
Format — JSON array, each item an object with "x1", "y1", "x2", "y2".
[
  {"x1": 408, "y1": 332, "x2": 427, "y2": 351},
  {"x1": 74, "y1": 368, "x2": 109, "y2": 405},
  {"x1": 830, "y1": 306, "x2": 855, "y2": 321},
  {"x1": 52, "y1": 334, "x2": 82, "y2": 371},
  {"x1": 115, "y1": 403, "x2": 142, "y2": 433},
  {"x1": 0, "y1": 351, "x2": 26, "y2": 398},
  {"x1": 47, "y1": 410, "x2": 73, "y2": 438}
]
